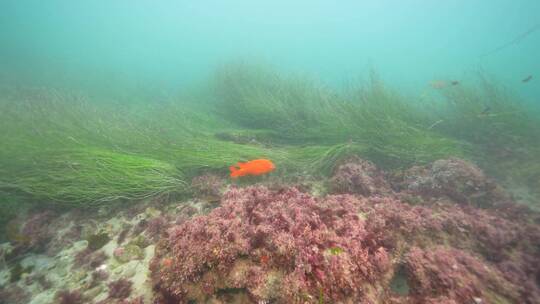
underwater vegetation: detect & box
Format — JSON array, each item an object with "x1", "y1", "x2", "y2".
[
  {"x1": 149, "y1": 158, "x2": 539, "y2": 303},
  {"x1": 0, "y1": 63, "x2": 539, "y2": 303},
  {"x1": 55, "y1": 289, "x2": 85, "y2": 304},
  {"x1": 215, "y1": 64, "x2": 466, "y2": 167},
  {"x1": 1, "y1": 64, "x2": 538, "y2": 210},
  {"x1": 0, "y1": 155, "x2": 538, "y2": 303},
  {"x1": 151, "y1": 185, "x2": 392, "y2": 303}
]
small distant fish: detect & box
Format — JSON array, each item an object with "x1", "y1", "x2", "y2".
[
  {"x1": 451, "y1": 80, "x2": 460, "y2": 86},
  {"x1": 229, "y1": 159, "x2": 275, "y2": 178},
  {"x1": 427, "y1": 119, "x2": 444, "y2": 130},
  {"x1": 522, "y1": 75, "x2": 533, "y2": 83},
  {"x1": 477, "y1": 106, "x2": 491, "y2": 118},
  {"x1": 429, "y1": 80, "x2": 447, "y2": 89}
]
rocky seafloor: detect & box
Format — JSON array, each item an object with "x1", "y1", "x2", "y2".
[{"x1": 1, "y1": 158, "x2": 539, "y2": 304}]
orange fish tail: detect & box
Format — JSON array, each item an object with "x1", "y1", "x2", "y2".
[{"x1": 229, "y1": 166, "x2": 240, "y2": 178}]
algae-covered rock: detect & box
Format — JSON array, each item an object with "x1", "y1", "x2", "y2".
[
  {"x1": 9, "y1": 262, "x2": 34, "y2": 283},
  {"x1": 394, "y1": 158, "x2": 510, "y2": 208},
  {"x1": 128, "y1": 235, "x2": 150, "y2": 249},
  {"x1": 144, "y1": 207, "x2": 161, "y2": 218},
  {"x1": 86, "y1": 233, "x2": 110, "y2": 251},
  {"x1": 113, "y1": 245, "x2": 144, "y2": 264},
  {"x1": 329, "y1": 157, "x2": 391, "y2": 196},
  {"x1": 191, "y1": 174, "x2": 224, "y2": 202},
  {"x1": 84, "y1": 285, "x2": 103, "y2": 300}
]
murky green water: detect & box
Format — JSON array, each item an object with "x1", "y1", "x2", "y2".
[{"x1": 1, "y1": 1, "x2": 539, "y2": 304}]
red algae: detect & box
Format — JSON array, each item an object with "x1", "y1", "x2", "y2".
[
  {"x1": 108, "y1": 278, "x2": 133, "y2": 299},
  {"x1": 55, "y1": 289, "x2": 85, "y2": 304},
  {"x1": 403, "y1": 246, "x2": 520, "y2": 303},
  {"x1": 150, "y1": 158, "x2": 540, "y2": 304},
  {"x1": 329, "y1": 156, "x2": 391, "y2": 196},
  {"x1": 151, "y1": 186, "x2": 390, "y2": 303},
  {"x1": 144, "y1": 216, "x2": 170, "y2": 242},
  {"x1": 3, "y1": 157, "x2": 536, "y2": 304},
  {"x1": 392, "y1": 158, "x2": 510, "y2": 208},
  {"x1": 191, "y1": 173, "x2": 225, "y2": 200}
]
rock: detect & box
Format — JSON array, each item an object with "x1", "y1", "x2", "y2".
[
  {"x1": 329, "y1": 157, "x2": 391, "y2": 196},
  {"x1": 113, "y1": 245, "x2": 144, "y2": 264},
  {"x1": 394, "y1": 158, "x2": 510, "y2": 208}
]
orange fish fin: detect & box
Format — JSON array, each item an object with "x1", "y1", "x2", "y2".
[{"x1": 229, "y1": 166, "x2": 240, "y2": 178}]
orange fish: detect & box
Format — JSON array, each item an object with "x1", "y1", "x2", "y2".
[{"x1": 229, "y1": 159, "x2": 275, "y2": 178}]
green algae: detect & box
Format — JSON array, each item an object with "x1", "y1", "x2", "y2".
[
  {"x1": 86, "y1": 233, "x2": 110, "y2": 251},
  {"x1": 9, "y1": 262, "x2": 34, "y2": 283},
  {"x1": 318, "y1": 286, "x2": 325, "y2": 304},
  {"x1": 6, "y1": 148, "x2": 184, "y2": 205},
  {"x1": 5, "y1": 220, "x2": 30, "y2": 246},
  {"x1": 0, "y1": 193, "x2": 30, "y2": 242},
  {"x1": 326, "y1": 247, "x2": 344, "y2": 256},
  {"x1": 483, "y1": 290, "x2": 514, "y2": 304},
  {"x1": 389, "y1": 265, "x2": 410, "y2": 296},
  {"x1": 0, "y1": 65, "x2": 539, "y2": 208},
  {"x1": 114, "y1": 244, "x2": 145, "y2": 263},
  {"x1": 127, "y1": 235, "x2": 150, "y2": 249}
]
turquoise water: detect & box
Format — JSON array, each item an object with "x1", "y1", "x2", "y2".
[
  {"x1": 1, "y1": 1, "x2": 539, "y2": 98},
  {"x1": 1, "y1": 2, "x2": 540, "y2": 304}
]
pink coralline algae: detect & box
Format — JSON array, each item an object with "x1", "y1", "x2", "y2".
[
  {"x1": 145, "y1": 216, "x2": 170, "y2": 242},
  {"x1": 118, "y1": 296, "x2": 145, "y2": 304},
  {"x1": 174, "y1": 204, "x2": 200, "y2": 225},
  {"x1": 358, "y1": 193, "x2": 540, "y2": 303},
  {"x1": 151, "y1": 186, "x2": 390, "y2": 303},
  {"x1": 358, "y1": 193, "x2": 538, "y2": 259},
  {"x1": 403, "y1": 246, "x2": 520, "y2": 304},
  {"x1": 55, "y1": 289, "x2": 85, "y2": 304},
  {"x1": 149, "y1": 158, "x2": 540, "y2": 304},
  {"x1": 8, "y1": 211, "x2": 55, "y2": 254},
  {"x1": 0, "y1": 285, "x2": 31, "y2": 304},
  {"x1": 393, "y1": 158, "x2": 509, "y2": 207},
  {"x1": 190, "y1": 173, "x2": 225, "y2": 200},
  {"x1": 108, "y1": 278, "x2": 133, "y2": 299},
  {"x1": 74, "y1": 248, "x2": 107, "y2": 269},
  {"x1": 329, "y1": 157, "x2": 391, "y2": 196}
]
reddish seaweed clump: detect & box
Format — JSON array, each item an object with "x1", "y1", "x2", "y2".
[
  {"x1": 329, "y1": 157, "x2": 391, "y2": 196},
  {"x1": 191, "y1": 173, "x2": 224, "y2": 200},
  {"x1": 151, "y1": 186, "x2": 390, "y2": 303},
  {"x1": 150, "y1": 157, "x2": 540, "y2": 304},
  {"x1": 145, "y1": 216, "x2": 169, "y2": 242},
  {"x1": 108, "y1": 278, "x2": 133, "y2": 299},
  {"x1": 393, "y1": 158, "x2": 509, "y2": 207},
  {"x1": 21, "y1": 211, "x2": 54, "y2": 250},
  {"x1": 403, "y1": 246, "x2": 520, "y2": 303},
  {"x1": 55, "y1": 289, "x2": 84, "y2": 304},
  {"x1": 6, "y1": 211, "x2": 55, "y2": 255},
  {"x1": 0, "y1": 285, "x2": 31, "y2": 304},
  {"x1": 73, "y1": 249, "x2": 108, "y2": 269}
]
